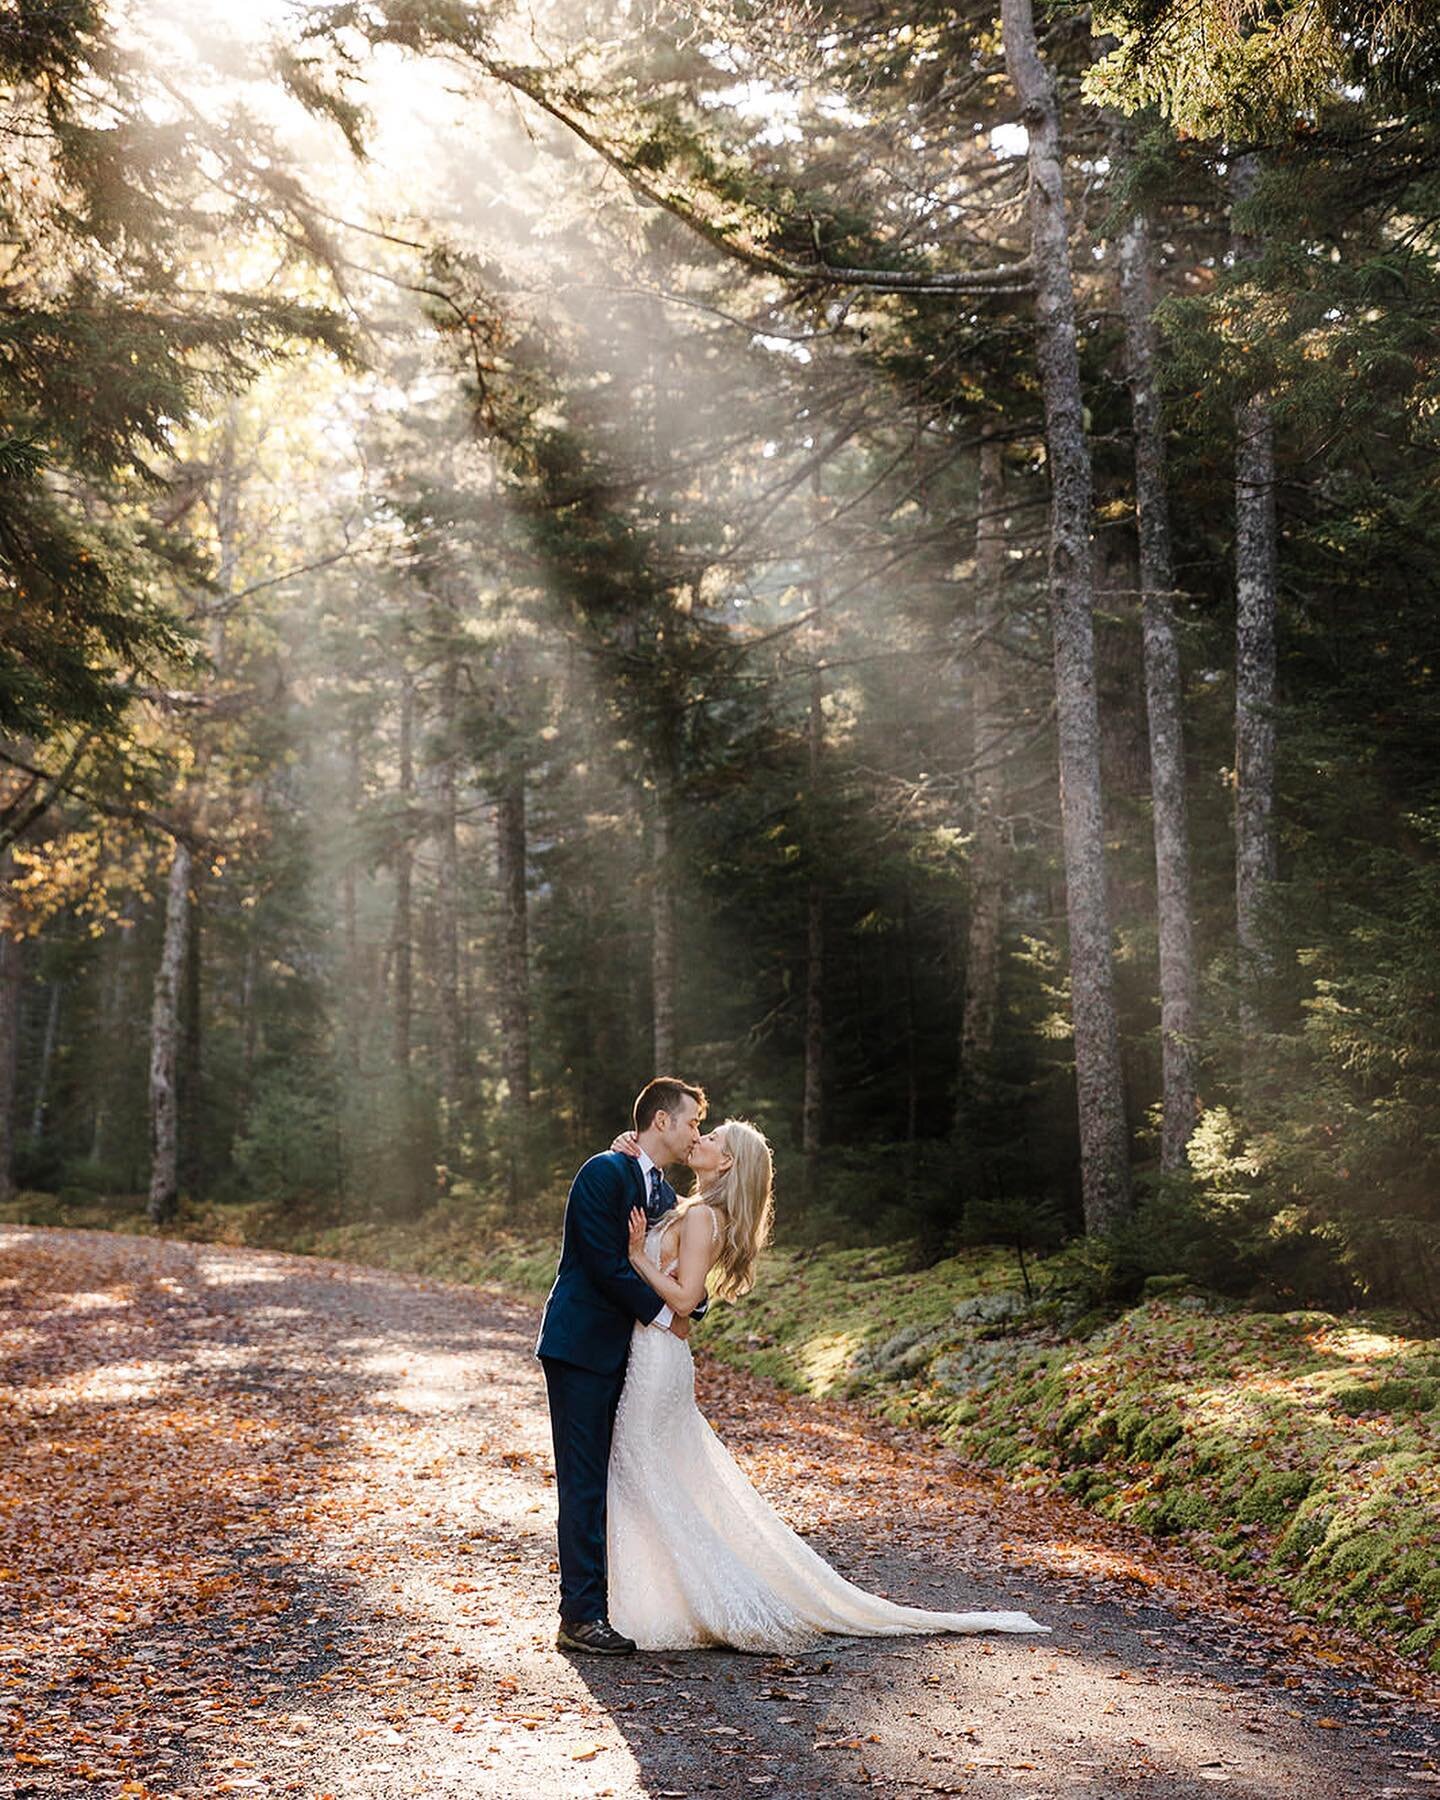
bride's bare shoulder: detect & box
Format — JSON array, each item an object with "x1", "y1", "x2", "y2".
[{"x1": 681, "y1": 1201, "x2": 721, "y2": 1245}]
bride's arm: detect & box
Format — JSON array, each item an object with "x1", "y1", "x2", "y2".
[{"x1": 626, "y1": 1205, "x2": 716, "y2": 1318}]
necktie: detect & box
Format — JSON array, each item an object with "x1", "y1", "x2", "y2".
[{"x1": 647, "y1": 1166, "x2": 666, "y2": 1222}]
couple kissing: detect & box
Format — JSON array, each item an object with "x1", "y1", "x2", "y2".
[{"x1": 535, "y1": 1075, "x2": 1049, "y2": 1655}]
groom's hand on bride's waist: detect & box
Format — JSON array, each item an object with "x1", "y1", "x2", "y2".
[{"x1": 667, "y1": 1314, "x2": 692, "y2": 1341}]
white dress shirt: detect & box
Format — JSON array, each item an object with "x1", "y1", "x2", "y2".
[{"x1": 635, "y1": 1148, "x2": 675, "y2": 1331}]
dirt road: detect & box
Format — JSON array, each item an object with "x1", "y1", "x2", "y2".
[{"x1": 3, "y1": 1225, "x2": 1438, "y2": 1799}]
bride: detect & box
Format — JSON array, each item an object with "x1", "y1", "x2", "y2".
[{"x1": 604, "y1": 1118, "x2": 1049, "y2": 1652}]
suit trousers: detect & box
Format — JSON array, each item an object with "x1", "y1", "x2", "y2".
[{"x1": 541, "y1": 1354, "x2": 628, "y2": 1623}]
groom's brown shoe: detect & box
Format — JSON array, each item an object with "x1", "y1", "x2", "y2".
[{"x1": 556, "y1": 1617, "x2": 636, "y2": 1655}]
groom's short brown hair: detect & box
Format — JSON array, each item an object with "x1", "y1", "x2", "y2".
[{"x1": 634, "y1": 1076, "x2": 707, "y2": 1134}]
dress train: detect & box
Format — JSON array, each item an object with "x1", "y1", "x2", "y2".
[{"x1": 605, "y1": 1228, "x2": 1049, "y2": 1652}]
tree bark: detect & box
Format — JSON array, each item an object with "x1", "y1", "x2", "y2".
[
  {"x1": 1117, "y1": 198, "x2": 1199, "y2": 1169},
  {"x1": 29, "y1": 980, "x2": 61, "y2": 1141},
  {"x1": 434, "y1": 615, "x2": 463, "y2": 1178},
  {"x1": 902, "y1": 886, "x2": 920, "y2": 1195},
  {"x1": 179, "y1": 877, "x2": 205, "y2": 1197},
  {"x1": 342, "y1": 723, "x2": 362, "y2": 1071},
  {"x1": 148, "y1": 840, "x2": 192, "y2": 1226},
  {"x1": 802, "y1": 881, "x2": 823, "y2": 1184},
  {"x1": 651, "y1": 786, "x2": 677, "y2": 1073},
  {"x1": 801, "y1": 479, "x2": 825, "y2": 1207},
  {"x1": 90, "y1": 906, "x2": 134, "y2": 1165},
  {"x1": 237, "y1": 928, "x2": 259, "y2": 1137},
  {"x1": 393, "y1": 670, "x2": 415, "y2": 1075},
  {"x1": 1231, "y1": 152, "x2": 1279, "y2": 1057},
  {"x1": 959, "y1": 429, "x2": 1009, "y2": 1111},
  {"x1": 1002, "y1": 0, "x2": 1132, "y2": 1231},
  {"x1": 0, "y1": 921, "x2": 21, "y2": 1206},
  {"x1": 494, "y1": 763, "x2": 532, "y2": 1202}
]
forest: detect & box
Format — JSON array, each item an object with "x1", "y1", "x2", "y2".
[{"x1": 3, "y1": 0, "x2": 1439, "y2": 1326}]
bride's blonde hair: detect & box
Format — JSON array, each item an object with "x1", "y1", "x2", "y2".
[{"x1": 679, "y1": 1118, "x2": 774, "y2": 1303}]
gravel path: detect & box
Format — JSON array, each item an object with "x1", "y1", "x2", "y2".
[{"x1": 3, "y1": 1224, "x2": 1439, "y2": 1800}]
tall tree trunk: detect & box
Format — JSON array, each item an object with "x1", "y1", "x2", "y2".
[
  {"x1": 434, "y1": 626, "x2": 463, "y2": 1178},
  {"x1": 1231, "y1": 152, "x2": 1279, "y2": 1062},
  {"x1": 29, "y1": 980, "x2": 61, "y2": 1141},
  {"x1": 393, "y1": 670, "x2": 415, "y2": 1074},
  {"x1": 148, "y1": 840, "x2": 193, "y2": 1226},
  {"x1": 651, "y1": 785, "x2": 677, "y2": 1072},
  {"x1": 90, "y1": 905, "x2": 134, "y2": 1164},
  {"x1": 1117, "y1": 199, "x2": 1199, "y2": 1168},
  {"x1": 495, "y1": 763, "x2": 531, "y2": 1203},
  {"x1": 342, "y1": 724, "x2": 362, "y2": 1071},
  {"x1": 801, "y1": 480, "x2": 825, "y2": 1209},
  {"x1": 1002, "y1": 0, "x2": 1132, "y2": 1232},
  {"x1": 238, "y1": 927, "x2": 259, "y2": 1136},
  {"x1": 902, "y1": 887, "x2": 920, "y2": 1199},
  {"x1": 801, "y1": 878, "x2": 823, "y2": 1195},
  {"x1": 959, "y1": 429, "x2": 1009, "y2": 1116},
  {"x1": 179, "y1": 877, "x2": 204, "y2": 1198},
  {"x1": 0, "y1": 920, "x2": 21, "y2": 1205}
]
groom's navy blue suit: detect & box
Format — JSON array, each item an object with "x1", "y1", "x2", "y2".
[{"x1": 537, "y1": 1151, "x2": 683, "y2": 1624}]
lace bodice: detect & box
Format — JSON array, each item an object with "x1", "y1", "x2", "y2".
[{"x1": 645, "y1": 1218, "x2": 679, "y2": 1275}]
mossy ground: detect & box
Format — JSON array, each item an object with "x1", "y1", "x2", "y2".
[
  {"x1": 969, "y1": 1307, "x2": 1438, "y2": 1657},
  {"x1": 6, "y1": 1188, "x2": 1438, "y2": 1670}
]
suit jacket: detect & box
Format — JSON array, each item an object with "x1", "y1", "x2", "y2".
[{"x1": 535, "y1": 1151, "x2": 675, "y2": 1375}]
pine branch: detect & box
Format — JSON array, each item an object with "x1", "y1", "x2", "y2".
[
  {"x1": 479, "y1": 58, "x2": 1033, "y2": 297},
  {"x1": 0, "y1": 747, "x2": 204, "y2": 850}
]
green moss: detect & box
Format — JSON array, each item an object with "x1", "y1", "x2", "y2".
[
  {"x1": 1398, "y1": 1621, "x2": 1440, "y2": 1664},
  {"x1": 699, "y1": 1240, "x2": 1019, "y2": 1398},
  {"x1": 1188, "y1": 1434, "x2": 1234, "y2": 1476},
  {"x1": 1153, "y1": 1488, "x2": 1218, "y2": 1533},
  {"x1": 1324, "y1": 1532, "x2": 1400, "y2": 1585},
  {"x1": 1134, "y1": 1413, "x2": 1185, "y2": 1460},
  {"x1": 1276, "y1": 1498, "x2": 1334, "y2": 1563},
  {"x1": 1235, "y1": 1469, "x2": 1314, "y2": 1527},
  {"x1": 1330, "y1": 1378, "x2": 1440, "y2": 1415},
  {"x1": 1107, "y1": 1400, "x2": 1151, "y2": 1451},
  {"x1": 1061, "y1": 1468, "x2": 1105, "y2": 1501}
]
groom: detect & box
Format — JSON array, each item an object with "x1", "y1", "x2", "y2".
[{"x1": 536, "y1": 1075, "x2": 707, "y2": 1654}]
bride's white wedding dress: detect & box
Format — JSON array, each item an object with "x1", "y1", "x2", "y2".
[{"x1": 606, "y1": 1219, "x2": 1049, "y2": 1652}]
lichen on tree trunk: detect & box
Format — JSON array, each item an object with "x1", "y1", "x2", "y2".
[
  {"x1": 432, "y1": 611, "x2": 463, "y2": 1181},
  {"x1": 1117, "y1": 194, "x2": 1199, "y2": 1170},
  {"x1": 148, "y1": 839, "x2": 192, "y2": 1226},
  {"x1": 1231, "y1": 152, "x2": 1279, "y2": 1064},
  {"x1": 495, "y1": 765, "x2": 532, "y2": 1203},
  {"x1": 393, "y1": 669, "x2": 415, "y2": 1076},
  {"x1": 1002, "y1": 0, "x2": 1132, "y2": 1231}
]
